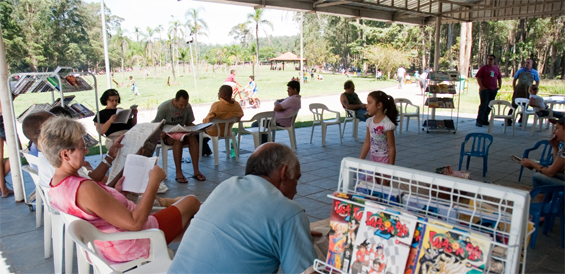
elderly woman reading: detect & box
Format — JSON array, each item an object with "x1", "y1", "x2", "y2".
[{"x1": 38, "y1": 116, "x2": 200, "y2": 263}]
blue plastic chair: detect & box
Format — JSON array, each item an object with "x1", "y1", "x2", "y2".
[
  {"x1": 458, "y1": 133, "x2": 493, "y2": 177},
  {"x1": 529, "y1": 186, "x2": 565, "y2": 249},
  {"x1": 518, "y1": 140, "x2": 555, "y2": 182}
]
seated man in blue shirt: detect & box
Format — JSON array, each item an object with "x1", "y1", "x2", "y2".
[{"x1": 168, "y1": 143, "x2": 317, "y2": 274}]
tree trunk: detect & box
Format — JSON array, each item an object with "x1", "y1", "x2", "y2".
[
  {"x1": 561, "y1": 53, "x2": 565, "y2": 79},
  {"x1": 478, "y1": 22, "x2": 483, "y2": 67},
  {"x1": 465, "y1": 22, "x2": 473, "y2": 77},
  {"x1": 255, "y1": 23, "x2": 259, "y2": 68},
  {"x1": 195, "y1": 34, "x2": 199, "y2": 79},
  {"x1": 459, "y1": 22, "x2": 467, "y2": 76},
  {"x1": 170, "y1": 45, "x2": 176, "y2": 81},
  {"x1": 422, "y1": 27, "x2": 427, "y2": 70}
]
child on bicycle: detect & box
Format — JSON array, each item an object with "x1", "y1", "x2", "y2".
[{"x1": 243, "y1": 75, "x2": 258, "y2": 106}]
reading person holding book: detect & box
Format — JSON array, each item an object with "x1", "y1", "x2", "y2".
[
  {"x1": 39, "y1": 116, "x2": 201, "y2": 263},
  {"x1": 93, "y1": 89, "x2": 138, "y2": 149},
  {"x1": 153, "y1": 89, "x2": 205, "y2": 182},
  {"x1": 168, "y1": 143, "x2": 317, "y2": 274}
]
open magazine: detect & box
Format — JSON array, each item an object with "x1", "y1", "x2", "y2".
[
  {"x1": 122, "y1": 154, "x2": 159, "y2": 193},
  {"x1": 107, "y1": 120, "x2": 165, "y2": 187},
  {"x1": 165, "y1": 122, "x2": 214, "y2": 141},
  {"x1": 114, "y1": 108, "x2": 132, "y2": 124}
]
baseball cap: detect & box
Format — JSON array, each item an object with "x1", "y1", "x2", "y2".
[{"x1": 548, "y1": 117, "x2": 565, "y2": 124}]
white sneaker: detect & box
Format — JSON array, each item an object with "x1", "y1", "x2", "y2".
[{"x1": 157, "y1": 181, "x2": 168, "y2": 194}]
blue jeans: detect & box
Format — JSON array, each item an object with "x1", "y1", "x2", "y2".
[
  {"x1": 533, "y1": 172, "x2": 565, "y2": 188},
  {"x1": 355, "y1": 109, "x2": 368, "y2": 122},
  {"x1": 477, "y1": 89, "x2": 498, "y2": 124}
]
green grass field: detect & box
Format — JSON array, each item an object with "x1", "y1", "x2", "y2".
[{"x1": 12, "y1": 66, "x2": 395, "y2": 115}]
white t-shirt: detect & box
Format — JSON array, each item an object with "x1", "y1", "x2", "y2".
[
  {"x1": 529, "y1": 94, "x2": 546, "y2": 112},
  {"x1": 397, "y1": 67, "x2": 406, "y2": 78}
]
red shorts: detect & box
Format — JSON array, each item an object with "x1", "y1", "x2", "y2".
[{"x1": 153, "y1": 206, "x2": 183, "y2": 244}]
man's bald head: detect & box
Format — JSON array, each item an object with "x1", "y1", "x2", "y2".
[
  {"x1": 246, "y1": 143, "x2": 299, "y2": 179},
  {"x1": 22, "y1": 111, "x2": 54, "y2": 145}
]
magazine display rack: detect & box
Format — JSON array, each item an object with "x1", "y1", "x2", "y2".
[
  {"x1": 422, "y1": 71, "x2": 461, "y2": 133},
  {"x1": 314, "y1": 157, "x2": 533, "y2": 274},
  {"x1": 7, "y1": 67, "x2": 102, "y2": 209}
]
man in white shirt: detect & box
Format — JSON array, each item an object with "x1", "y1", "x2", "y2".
[{"x1": 397, "y1": 66, "x2": 406, "y2": 89}]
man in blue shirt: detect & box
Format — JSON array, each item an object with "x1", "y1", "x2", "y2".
[
  {"x1": 509, "y1": 58, "x2": 540, "y2": 125},
  {"x1": 168, "y1": 143, "x2": 317, "y2": 274}
]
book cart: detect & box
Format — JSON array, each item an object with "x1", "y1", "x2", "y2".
[
  {"x1": 314, "y1": 157, "x2": 534, "y2": 274},
  {"x1": 7, "y1": 67, "x2": 103, "y2": 209},
  {"x1": 422, "y1": 71, "x2": 461, "y2": 133}
]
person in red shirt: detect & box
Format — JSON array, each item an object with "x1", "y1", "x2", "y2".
[
  {"x1": 475, "y1": 54, "x2": 502, "y2": 127},
  {"x1": 224, "y1": 70, "x2": 242, "y2": 88}
]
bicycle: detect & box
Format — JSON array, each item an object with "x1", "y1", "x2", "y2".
[{"x1": 233, "y1": 86, "x2": 261, "y2": 108}]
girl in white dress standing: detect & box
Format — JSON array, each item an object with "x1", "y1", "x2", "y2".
[{"x1": 360, "y1": 91, "x2": 398, "y2": 165}]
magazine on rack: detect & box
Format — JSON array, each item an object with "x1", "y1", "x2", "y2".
[
  {"x1": 414, "y1": 220, "x2": 492, "y2": 274},
  {"x1": 350, "y1": 202, "x2": 417, "y2": 274},
  {"x1": 326, "y1": 192, "x2": 352, "y2": 271},
  {"x1": 107, "y1": 120, "x2": 165, "y2": 187},
  {"x1": 165, "y1": 122, "x2": 214, "y2": 141}
]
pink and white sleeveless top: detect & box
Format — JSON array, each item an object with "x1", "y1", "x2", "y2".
[{"x1": 49, "y1": 176, "x2": 159, "y2": 263}]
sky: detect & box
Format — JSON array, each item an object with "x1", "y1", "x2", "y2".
[{"x1": 85, "y1": 0, "x2": 300, "y2": 45}]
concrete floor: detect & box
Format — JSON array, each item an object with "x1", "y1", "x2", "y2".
[{"x1": 1, "y1": 84, "x2": 563, "y2": 273}]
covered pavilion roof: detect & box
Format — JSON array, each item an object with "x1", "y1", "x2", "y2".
[
  {"x1": 269, "y1": 52, "x2": 306, "y2": 62},
  {"x1": 196, "y1": 0, "x2": 565, "y2": 25}
]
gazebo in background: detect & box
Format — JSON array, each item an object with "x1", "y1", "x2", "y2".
[{"x1": 269, "y1": 52, "x2": 306, "y2": 71}]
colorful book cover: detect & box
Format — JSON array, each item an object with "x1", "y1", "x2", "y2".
[
  {"x1": 350, "y1": 203, "x2": 417, "y2": 274},
  {"x1": 404, "y1": 218, "x2": 427, "y2": 274},
  {"x1": 342, "y1": 200, "x2": 365, "y2": 273},
  {"x1": 414, "y1": 220, "x2": 492, "y2": 274},
  {"x1": 327, "y1": 192, "x2": 352, "y2": 271}
]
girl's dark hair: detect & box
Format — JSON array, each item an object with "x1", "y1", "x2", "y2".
[
  {"x1": 100, "y1": 89, "x2": 120, "y2": 106},
  {"x1": 368, "y1": 90, "x2": 398, "y2": 126},
  {"x1": 249, "y1": 75, "x2": 255, "y2": 81}
]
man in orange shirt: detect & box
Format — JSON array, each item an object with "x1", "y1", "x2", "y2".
[{"x1": 201, "y1": 85, "x2": 244, "y2": 155}]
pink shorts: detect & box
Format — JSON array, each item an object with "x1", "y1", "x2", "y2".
[{"x1": 370, "y1": 156, "x2": 390, "y2": 164}]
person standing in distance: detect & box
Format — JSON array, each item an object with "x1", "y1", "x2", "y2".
[
  {"x1": 475, "y1": 54, "x2": 502, "y2": 127},
  {"x1": 510, "y1": 58, "x2": 540, "y2": 125}
]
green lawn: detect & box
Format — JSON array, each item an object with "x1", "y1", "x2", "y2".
[{"x1": 11, "y1": 66, "x2": 395, "y2": 115}]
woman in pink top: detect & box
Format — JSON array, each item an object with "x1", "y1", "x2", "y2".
[{"x1": 38, "y1": 116, "x2": 200, "y2": 263}]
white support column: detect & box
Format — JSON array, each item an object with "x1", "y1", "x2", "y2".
[
  {"x1": 431, "y1": 9, "x2": 442, "y2": 120},
  {"x1": 300, "y1": 12, "x2": 304, "y2": 84},
  {"x1": 0, "y1": 25, "x2": 24, "y2": 202},
  {"x1": 101, "y1": 0, "x2": 111, "y2": 89}
]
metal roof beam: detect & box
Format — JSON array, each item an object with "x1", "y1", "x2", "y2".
[
  {"x1": 440, "y1": 0, "x2": 564, "y2": 16},
  {"x1": 437, "y1": 0, "x2": 492, "y2": 8},
  {"x1": 470, "y1": 9, "x2": 565, "y2": 21}
]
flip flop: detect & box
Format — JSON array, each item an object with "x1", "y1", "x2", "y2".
[
  {"x1": 192, "y1": 173, "x2": 206, "y2": 182},
  {"x1": 175, "y1": 177, "x2": 188, "y2": 183}
]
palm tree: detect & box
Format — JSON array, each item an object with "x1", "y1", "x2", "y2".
[
  {"x1": 168, "y1": 20, "x2": 184, "y2": 81},
  {"x1": 111, "y1": 26, "x2": 130, "y2": 80},
  {"x1": 247, "y1": 9, "x2": 273, "y2": 70},
  {"x1": 229, "y1": 22, "x2": 253, "y2": 47},
  {"x1": 143, "y1": 27, "x2": 157, "y2": 79},
  {"x1": 185, "y1": 7, "x2": 208, "y2": 79},
  {"x1": 155, "y1": 24, "x2": 165, "y2": 71},
  {"x1": 133, "y1": 26, "x2": 141, "y2": 42},
  {"x1": 165, "y1": 33, "x2": 177, "y2": 81}
]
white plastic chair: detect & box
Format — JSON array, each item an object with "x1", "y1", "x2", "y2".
[
  {"x1": 342, "y1": 109, "x2": 360, "y2": 141},
  {"x1": 21, "y1": 152, "x2": 42, "y2": 228},
  {"x1": 199, "y1": 117, "x2": 239, "y2": 165},
  {"x1": 488, "y1": 100, "x2": 515, "y2": 135},
  {"x1": 155, "y1": 141, "x2": 188, "y2": 179},
  {"x1": 514, "y1": 98, "x2": 536, "y2": 130},
  {"x1": 272, "y1": 110, "x2": 299, "y2": 150},
  {"x1": 531, "y1": 111, "x2": 553, "y2": 136},
  {"x1": 237, "y1": 111, "x2": 276, "y2": 151},
  {"x1": 395, "y1": 98, "x2": 420, "y2": 134},
  {"x1": 309, "y1": 103, "x2": 342, "y2": 147},
  {"x1": 67, "y1": 218, "x2": 172, "y2": 274}
]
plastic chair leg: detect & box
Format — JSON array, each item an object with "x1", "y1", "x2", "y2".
[
  {"x1": 466, "y1": 156, "x2": 471, "y2": 171},
  {"x1": 321, "y1": 124, "x2": 327, "y2": 147},
  {"x1": 458, "y1": 156, "x2": 463, "y2": 171},
  {"x1": 36, "y1": 192, "x2": 43, "y2": 228},
  {"x1": 44, "y1": 210, "x2": 52, "y2": 258},
  {"x1": 52, "y1": 214, "x2": 64, "y2": 274},
  {"x1": 342, "y1": 119, "x2": 348, "y2": 138},
  {"x1": 398, "y1": 115, "x2": 404, "y2": 134},
  {"x1": 530, "y1": 213, "x2": 541, "y2": 249},
  {"x1": 212, "y1": 137, "x2": 219, "y2": 166},
  {"x1": 483, "y1": 156, "x2": 488, "y2": 177},
  {"x1": 406, "y1": 117, "x2": 410, "y2": 132},
  {"x1": 76, "y1": 246, "x2": 90, "y2": 274},
  {"x1": 338, "y1": 124, "x2": 342, "y2": 143},
  {"x1": 310, "y1": 124, "x2": 315, "y2": 144},
  {"x1": 518, "y1": 166, "x2": 524, "y2": 182},
  {"x1": 64, "y1": 228, "x2": 74, "y2": 274},
  {"x1": 417, "y1": 115, "x2": 420, "y2": 134},
  {"x1": 288, "y1": 128, "x2": 297, "y2": 150}
]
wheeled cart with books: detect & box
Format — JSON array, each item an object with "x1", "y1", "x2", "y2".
[
  {"x1": 314, "y1": 157, "x2": 534, "y2": 274},
  {"x1": 7, "y1": 67, "x2": 102, "y2": 209},
  {"x1": 422, "y1": 71, "x2": 461, "y2": 133}
]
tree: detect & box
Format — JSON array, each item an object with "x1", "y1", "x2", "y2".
[
  {"x1": 247, "y1": 9, "x2": 273, "y2": 69},
  {"x1": 185, "y1": 7, "x2": 207, "y2": 79},
  {"x1": 142, "y1": 27, "x2": 157, "y2": 78},
  {"x1": 168, "y1": 20, "x2": 184, "y2": 81},
  {"x1": 111, "y1": 26, "x2": 130, "y2": 79},
  {"x1": 365, "y1": 44, "x2": 410, "y2": 79},
  {"x1": 229, "y1": 22, "x2": 253, "y2": 46}
]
